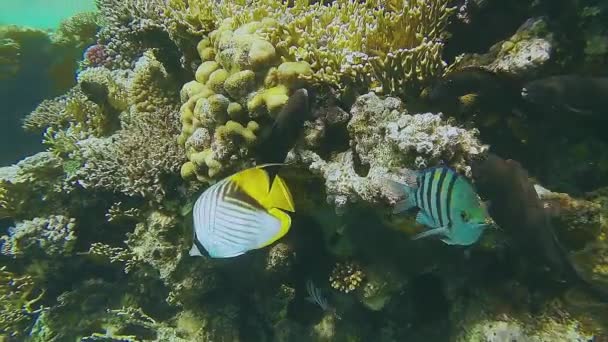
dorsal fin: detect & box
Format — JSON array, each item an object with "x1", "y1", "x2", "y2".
[
  {"x1": 267, "y1": 175, "x2": 295, "y2": 212},
  {"x1": 230, "y1": 167, "x2": 271, "y2": 205}
]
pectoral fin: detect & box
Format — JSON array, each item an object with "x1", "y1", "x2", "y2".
[
  {"x1": 411, "y1": 227, "x2": 449, "y2": 241},
  {"x1": 189, "y1": 244, "x2": 203, "y2": 257},
  {"x1": 393, "y1": 200, "x2": 415, "y2": 214}
]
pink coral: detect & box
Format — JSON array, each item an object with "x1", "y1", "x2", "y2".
[{"x1": 84, "y1": 44, "x2": 109, "y2": 66}]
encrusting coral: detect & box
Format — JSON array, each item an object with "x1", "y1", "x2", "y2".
[
  {"x1": 1, "y1": 216, "x2": 77, "y2": 258},
  {"x1": 0, "y1": 152, "x2": 65, "y2": 220}
]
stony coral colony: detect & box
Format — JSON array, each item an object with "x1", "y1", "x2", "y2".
[{"x1": 1, "y1": 0, "x2": 608, "y2": 340}]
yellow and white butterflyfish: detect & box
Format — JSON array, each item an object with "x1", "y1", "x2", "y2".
[{"x1": 190, "y1": 165, "x2": 295, "y2": 258}]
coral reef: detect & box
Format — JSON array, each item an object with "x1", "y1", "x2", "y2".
[
  {"x1": 177, "y1": 20, "x2": 314, "y2": 181},
  {"x1": 1, "y1": 215, "x2": 77, "y2": 258},
  {"x1": 0, "y1": 152, "x2": 65, "y2": 220},
  {"x1": 292, "y1": 92, "x2": 487, "y2": 213},
  {"x1": 454, "y1": 17, "x2": 554, "y2": 77},
  {"x1": 0, "y1": 267, "x2": 44, "y2": 338},
  {"x1": 3, "y1": 0, "x2": 608, "y2": 340}
]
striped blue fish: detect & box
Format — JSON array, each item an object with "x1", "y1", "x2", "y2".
[
  {"x1": 190, "y1": 165, "x2": 295, "y2": 258},
  {"x1": 385, "y1": 166, "x2": 491, "y2": 246}
]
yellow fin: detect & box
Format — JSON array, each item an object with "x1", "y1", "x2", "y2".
[
  {"x1": 458, "y1": 93, "x2": 478, "y2": 108},
  {"x1": 268, "y1": 175, "x2": 295, "y2": 212},
  {"x1": 260, "y1": 208, "x2": 291, "y2": 247},
  {"x1": 230, "y1": 167, "x2": 271, "y2": 204}
]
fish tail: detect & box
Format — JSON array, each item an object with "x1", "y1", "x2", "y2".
[
  {"x1": 267, "y1": 175, "x2": 295, "y2": 212},
  {"x1": 382, "y1": 173, "x2": 418, "y2": 213}
]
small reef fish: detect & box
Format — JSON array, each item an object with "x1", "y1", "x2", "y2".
[
  {"x1": 521, "y1": 75, "x2": 608, "y2": 120},
  {"x1": 190, "y1": 165, "x2": 295, "y2": 258},
  {"x1": 385, "y1": 166, "x2": 491, "y2": 246},
  {"x1": 471, "y1": 153, "x2": 608, "y2": 300}
]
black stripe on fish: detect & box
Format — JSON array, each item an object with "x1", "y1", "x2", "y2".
[
  {"x1": 224, "y1": 179, "x2": 265, "y2": 211},
  {"x1": 417, "y1": 173, "x2": 426, "y2": 210},
  {"x1": 435, "y1": 168, "x2": 448, "y2": 227},
  {"x1": 428, "y1": 169, "x2": 440, "y2": 226},
  {"x1": 425, "y1": 170, "x2": 434, "y2": 225},
  {"x1": 193, "y1": 230, "x2": 210, "y2": 257},
  {"x1": 441, "y1": 170, "x2": 454, "y2": 227},
  {"x1": 445, "y1": 170, "x2": 459, "y2": 226}
]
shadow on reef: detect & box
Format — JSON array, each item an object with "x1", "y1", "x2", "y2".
[{"x1": 422, "y1": 67, "x2": 608, "y2": 194}]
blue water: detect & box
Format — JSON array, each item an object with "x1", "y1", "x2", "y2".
[{"x1": 0, "y1": 0, "x2": 97, "y2": 29}]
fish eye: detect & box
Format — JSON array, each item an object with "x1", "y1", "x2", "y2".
[{"x1": 460, "y1": 211, "x2": 469, "y2": 222}]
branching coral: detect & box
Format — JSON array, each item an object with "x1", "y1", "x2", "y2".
[
  {"x1": 0, "y1": 26, "x2": 50, "y2": 79},
  {"x1": 71, "y1": 108, "x2": 184, "y2": 202},
  {"x1": 125, "y1": 211, "x2": 183, "y2": 280},
  {"x1": 52, "y1": 12, "x2": 99, "y2": 50},
  {"x1": 94, "y1": 0, "x2": 204, "y2": 70},
  {"x1": 210, "y1": 0, "x2": 454, "y2": 95},
  {"x1": 23, "y1": 87, "x2": 109, "y2": 137},
  {"x1": 48, "y1": 52, "x2": 186, "y2": 201},
  {"x1": 0, "y1": 37, "x2": 21, "y2": 79},
  {"x1": 0, "y1": 267, "x2": 45, "y2": 337}
]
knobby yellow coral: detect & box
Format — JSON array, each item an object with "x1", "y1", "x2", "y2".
[
  {"x1": 178, "y1": 19, "x2": 314, "y2": 181},
  {"x1": 330, "y1": 261, "x2": 365, "y2": 293}
]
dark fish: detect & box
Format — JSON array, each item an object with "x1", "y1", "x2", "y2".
[
  {"x1": 255, "y1": 88, "x2": 311, "y2": 165},
  {"x1": 423, "y1": 67, "x2": 522, "y2": 115},
  {"x1": 521, "y1": 75, "x2": 608, "y2": 119},
  {"x1": 471, "y1": 153, "x2": 608, "y2": 300}
]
